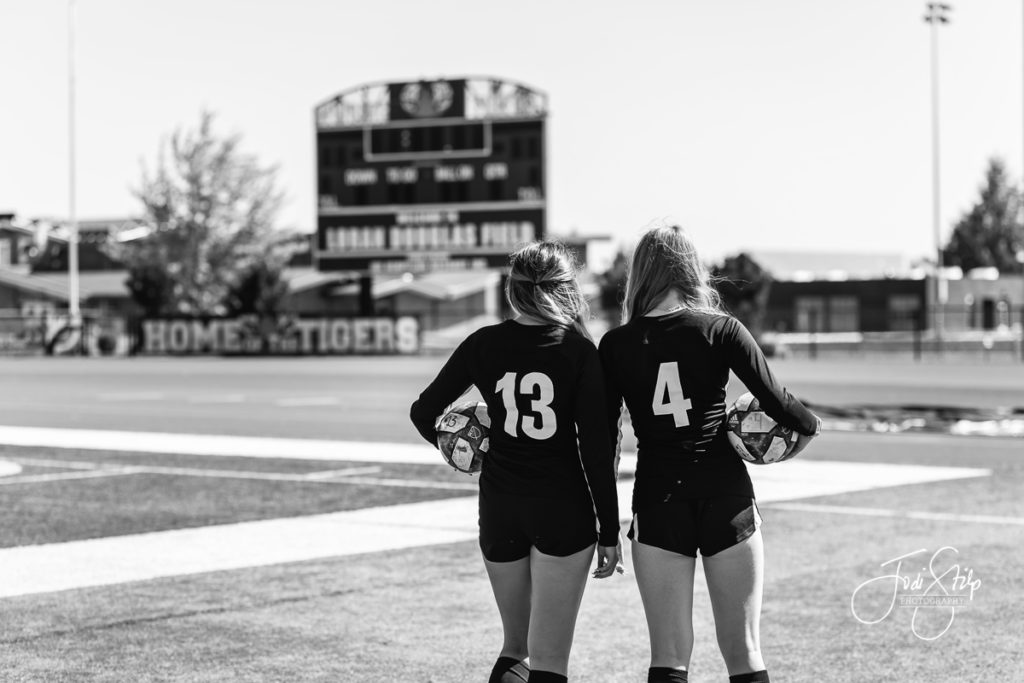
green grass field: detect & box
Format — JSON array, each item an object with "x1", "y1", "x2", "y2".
[{"x1": 0, "y1": 357, "x2": 1021, "y2": 681}]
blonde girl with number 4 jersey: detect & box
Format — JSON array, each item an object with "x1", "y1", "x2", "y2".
[
  {"x1": 410, "y1": 241, "x2": 622, "y2": 683},
  {"x1": 598, "y1": 223, "x2": 821, "y2": 683}
]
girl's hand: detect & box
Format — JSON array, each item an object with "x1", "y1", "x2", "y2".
[
  {"x1": 593, "y1": 536, "x2": 625, "y2": 579},
  {"x1": 786, "y1": 415, "x2": 822, "y2": 460}
]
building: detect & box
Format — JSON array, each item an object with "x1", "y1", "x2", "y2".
[
  {"x1": 753, "y1": 250, "x2": 1023, "y2": 334},
  {"x1": 0, "y1": 216, "x2": 145, "y2": 317}
]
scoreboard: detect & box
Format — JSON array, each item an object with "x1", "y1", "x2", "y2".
[{"x1": 314, "y1": 78, "x2": 547, "y2": 274}]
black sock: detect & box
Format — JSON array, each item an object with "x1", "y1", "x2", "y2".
[
  {"x1": 729, "y1": 671, "x2": 769, "y2": 683},
  {"x1": 649, "y1": 666, "x2": 689, "y2": 682},
  {"x1": 489, "y1": 656, "x2": 529, "y2": 683},
  {"x1": 527, "y1": 671, "x2": 567, "y2": 683}
]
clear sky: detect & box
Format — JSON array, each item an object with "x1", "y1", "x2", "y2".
[{"x1": 1, "y1": 0, "x2": 1022, "y2": 261}]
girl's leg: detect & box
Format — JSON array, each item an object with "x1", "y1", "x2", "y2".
[
  {"x1": 525, "y1": 543, "x2": 595, "y2": 676},
  {"x1": 484, "y1": 555, "x2": 532, "y2": 662},
  {"x1": 632, "y1": 540, "x2": 697, "y2": 670},
  {"x1": 702, "y1": 529, "x2": 766, "y2": 675}
]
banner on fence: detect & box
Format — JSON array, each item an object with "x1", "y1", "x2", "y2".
[{"x1": 139, "y1": 315, "x2": 420, "y2": 355}]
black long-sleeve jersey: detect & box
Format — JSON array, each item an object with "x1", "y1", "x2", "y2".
[
  {"x1": 598, "y1": 310, "x2": 818, "y2": 508},
  {"x1": 410, "y1": 320, "x2": 620, "y2": 546}
]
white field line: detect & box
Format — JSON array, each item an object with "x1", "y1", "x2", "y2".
[
  {"x1": 8, "y1": 457, "x2": 105, "y2": 470},
  {"x1": 0, "y1": 497, "x2": 479, "y2": 599},
  {"x1": 0, "y1": 426, "x2": 995, "y2": 598},
  {"x1": 96, "y1": 392, "x2": 165, "y2": 401},
  {"x1": 0, "y1": 454, "x2": 993, "y2": 599},
  {"x1": 339, "y1": 476, "x2": 479, "y2": 491},
  {"x1": 302, "y1": 467, "x2": 388, "y2": 480},
  {"x1": 745, "y1": 459, "x2": 990, "y2": 502},
  {"x1": 10, "y1": 457, "x2": 381, "y2": 480},
  {"x1": 0, "y1": 461, "x2": 23, "y2": 477},
  {"x1": 0, "y1": 425, "x2": 438, "y2": 464},
  {"x1": 188, "y1": 394, "x2": 246, "y2": 404},
  {"x1": 0, "y1": 469, "x2": 138, "y2": 487},
  {"x1": 4, "y1": 459, "x2": 479, "y2": 490},
  {"x1": 275, "y1": 397, "x2": 340, "y2": 407},
  {"x1": 121, "y1": 464, "x2": 387, "y2": 484},
  {"x1": 765, "y1": 502, "x2": 1024, "y2": 526}
]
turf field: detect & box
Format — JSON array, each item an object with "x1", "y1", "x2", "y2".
[{"x1": 0, "y1": 357, "x2": 1022, "y2": 682}]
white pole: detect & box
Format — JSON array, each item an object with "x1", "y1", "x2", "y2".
[
  {"x1": 927, "y1": 4, "x2": 948, "y2": 339},
  {"x1": 68, "y1": 0, "x2": 80, "y2": 328}
]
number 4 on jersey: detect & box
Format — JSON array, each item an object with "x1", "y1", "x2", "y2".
[{"x1": 652, "y1": 362, "x2": 692, "y2": 428}]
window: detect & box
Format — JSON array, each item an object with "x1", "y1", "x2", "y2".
[
  {"x1": 0, "y1": 239, "x2": 10, "y2": 267},
  {"x1": 439, "y1": 183, "x2": 453, "y2": 203},
  {"x1": 488, "y1": 179, "x2": 505, "y2": 201},
  {"x1": 888, "y1": 295, "x2": 920, "y2": 331},
  {"x1": 451, "y1": 126, "x2": 465, "y2": 151},
  {"x1": 794, "y1": 297, "x2": 826, "y2": 332},
  {"x1": 527, "y1": 135, "x2": 540, "y2": 158},
  {"x1": 828, "y1": 296, "x2": 859, "y2": 332},
  {"x1": 528, "y1": 165, "x2": 542, "y2": 189},
  {"x1": 21, "y1": 300, "x2": 55, "y2": 317}
]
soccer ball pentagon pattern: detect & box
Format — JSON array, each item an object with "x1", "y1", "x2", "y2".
[
  {"x1": 725, "y1": 392, "x2": 797, "y2": 465},
  {"x1": 436, "y1": 401, "x2": 491, "y2": 474}
]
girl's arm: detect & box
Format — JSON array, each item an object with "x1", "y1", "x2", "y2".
[
  {"x1": 409, "y1": 337, "x2": 475, "y2": 447},
  {"x1": 574, "y1": 343, "x2": 621, "y2": 548},
  {"x1": 597, "y1": 335, "x2": 626, "y2": 479},
  {"x1": 721, "y1": 317, "x2": 819, "y2": 437}
]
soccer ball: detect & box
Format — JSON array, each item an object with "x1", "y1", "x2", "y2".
[
  {"x1": 725, "y1": 392, "x2": 797, "y2": 465},
  {"x1": 436, "y1": 401, "x2": 490, "y2": 474}
]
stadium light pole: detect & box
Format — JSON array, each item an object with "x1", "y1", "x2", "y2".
[
  {"x1": 67, "y1": 0, "x2": 81, "y2": 330},
  {"x1": 925, "y1": 3, "x2": 950, "y2": 341}
]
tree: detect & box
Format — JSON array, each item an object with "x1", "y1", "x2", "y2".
[
  {"x1": 124, "y1": 262, "x2": 174, "y2": 318},
  {"x1": 712, "y1": 253, "x2": 773, "y2": 337},
  {"x1": 224, "y1": 257, "x2": 291, "y2": 317},
  {"x1": 109, "y1": 111, "x2": 285, "y2": 316},
  {"x1": 943, "y1": 158, "x2": 1024, "y2": 273},
  {"x1": 595, "y1": 250, "x2": 629, "y2": 326}
]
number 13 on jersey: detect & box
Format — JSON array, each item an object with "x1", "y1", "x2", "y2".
[
  {"x1": 496, "y1": 371, "x2": 557, "y2": 439},
  {"x1": 652, "y1": 361, "x2": 692, "y2": 428}
]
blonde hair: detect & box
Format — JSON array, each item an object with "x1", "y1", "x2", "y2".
[
  {"x1": 506, "y1": 240, "x2": 592, "y2": 340},
  {"x1": 622, "y1": 221, "x2": 723, "y2": 322}
]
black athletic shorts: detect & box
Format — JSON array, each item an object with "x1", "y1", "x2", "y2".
[
  {"x1": 479, "y1": 485, "x2": 598, "y2": 562},
  {"x1": 627, "y1": 496, "x2": 761, "y2": 558}
]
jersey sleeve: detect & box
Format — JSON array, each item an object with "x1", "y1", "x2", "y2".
[
  {"x1": 720, "y1": 317, "x2": 818, "y2": 436},
  {"x1": 409, "y1": 335, "x2": 475, "y2": 447},
  {"x1": 575, "y1": 341, "x2": 621, "y2": 546},
  {"x1": 597, "y1": 332, "x2": 627, "y2": 463}
]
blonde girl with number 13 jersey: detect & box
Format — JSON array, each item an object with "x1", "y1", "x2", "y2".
[
  {"x1": 598, "y1": 223, "x2": 821, "y2": 683},
  {"x1": 410, "y1": 241, "x2": 622, "y2": 683}
]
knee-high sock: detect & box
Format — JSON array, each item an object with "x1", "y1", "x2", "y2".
[
  {"x1": 649, "y1": 666, "x2": 688, "y2": 682},
  {"x1": 489, "y1": 656, "x2": 529, "y2": 683}
]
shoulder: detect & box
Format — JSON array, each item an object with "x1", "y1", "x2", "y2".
[
  {"x1": 596, "y1": 321, "x2": 632, "y2": 353},
  {"x1": 563, "y1": 327, "x2": 599, "y2": 354},
  {"x1": 691, "y1": 310, "x2": 740, "y2": 336},
  {"x1": 453, "y1": 320, "x2": 505, "y2": 353},
  {"x1": 465, "y1": 320, "x2": 508, "y2": 342}
]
